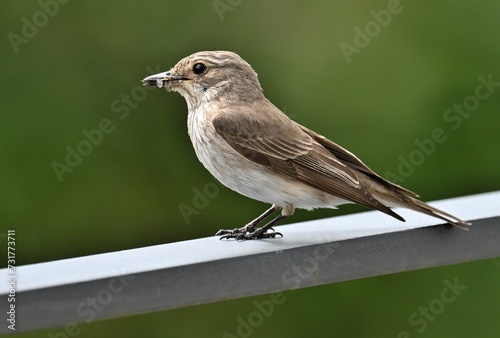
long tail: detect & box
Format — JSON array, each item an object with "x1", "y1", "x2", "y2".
[{"x1": 399, "y1": 196, "x2": 471, "y2": 230}]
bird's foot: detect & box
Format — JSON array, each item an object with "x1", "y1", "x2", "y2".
[{"x1": 216, "y1": 225, "x2": 282, "y2": 240}]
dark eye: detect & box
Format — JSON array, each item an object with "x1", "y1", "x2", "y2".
[{"x1": 193, "y1": 63, "x2": 207, "y2": 75}]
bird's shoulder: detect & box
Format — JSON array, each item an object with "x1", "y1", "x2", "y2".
[{"x1": 211, "y1": 99, "x2": 313, "y2": 159}]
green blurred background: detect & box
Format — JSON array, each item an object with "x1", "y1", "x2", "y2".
[{"x1": 1, "y1": 0, "x2": 499, "y2": 337}]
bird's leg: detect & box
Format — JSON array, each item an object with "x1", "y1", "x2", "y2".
[
  {"x1": 216, "y1": 205, "x2": 280, "y2": 239},
  {"x1": 217, "y1": 204, "x2": 295, "y2": 240},
  {"x1": 238, "y1": 214, "x2": 288, "y2": 240}
]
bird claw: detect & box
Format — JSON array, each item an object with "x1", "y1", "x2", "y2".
[{"x1": 216, "y1": 227, "x2": 282, "y2": 240}]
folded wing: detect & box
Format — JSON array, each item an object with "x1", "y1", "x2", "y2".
[{"x1": 212, "y1": 101, "x2": 405, "y2": 221}]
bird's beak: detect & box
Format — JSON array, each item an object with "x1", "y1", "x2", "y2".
[{"x1": 142, "y1": 70, "x2": 186, "y2": 89}]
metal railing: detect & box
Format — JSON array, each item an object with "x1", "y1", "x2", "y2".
[{"x1": 1, "y1": 191, "x2": 499, "y2": 334}]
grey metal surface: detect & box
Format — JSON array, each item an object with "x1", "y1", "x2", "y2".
[{"x1": 1, "y1": 191, "x2": 499, "y2": 334}]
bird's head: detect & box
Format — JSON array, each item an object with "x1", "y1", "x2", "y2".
[{"x1": 142, "y1": 51, "x2": 264, "y2": 109}]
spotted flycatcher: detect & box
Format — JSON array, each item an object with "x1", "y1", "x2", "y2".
[{"x1": 142, "y1": 51, "x2": 470, "y2": 240}]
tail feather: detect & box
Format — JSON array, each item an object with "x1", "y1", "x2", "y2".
[
  {"x1": 358, "y1": 175, "x2": 471, "y2": 230},
  {"x1": 401, "y1": 196, "x2": 471, "y2": 230}
]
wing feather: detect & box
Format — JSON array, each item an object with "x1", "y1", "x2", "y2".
[
  {"x1": 299, "y1": 125, "x2": 420, "y2": 198},
  {"x1": 212, "y1": 103, "x2": 405, "y2": 221}
]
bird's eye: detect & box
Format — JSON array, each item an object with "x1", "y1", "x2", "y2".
[{"x1": 193, "y1": 63, "x2": 207, "y2": 75}]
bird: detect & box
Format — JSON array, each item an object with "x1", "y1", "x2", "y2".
[{"x1": 142, "y1": 51, "x2": 470, "y2": 240}]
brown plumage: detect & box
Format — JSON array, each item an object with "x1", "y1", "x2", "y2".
[{"x1": 143, "y1": 51, "x2": 470, "y2": 239}]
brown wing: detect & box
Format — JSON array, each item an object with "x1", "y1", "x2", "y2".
[
  {"x1": 299, "y1": 125, "x2": 420, "y2": 198},
  {"x1": 211, "y1": 101, "x2": 405, "y2": 221}
]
